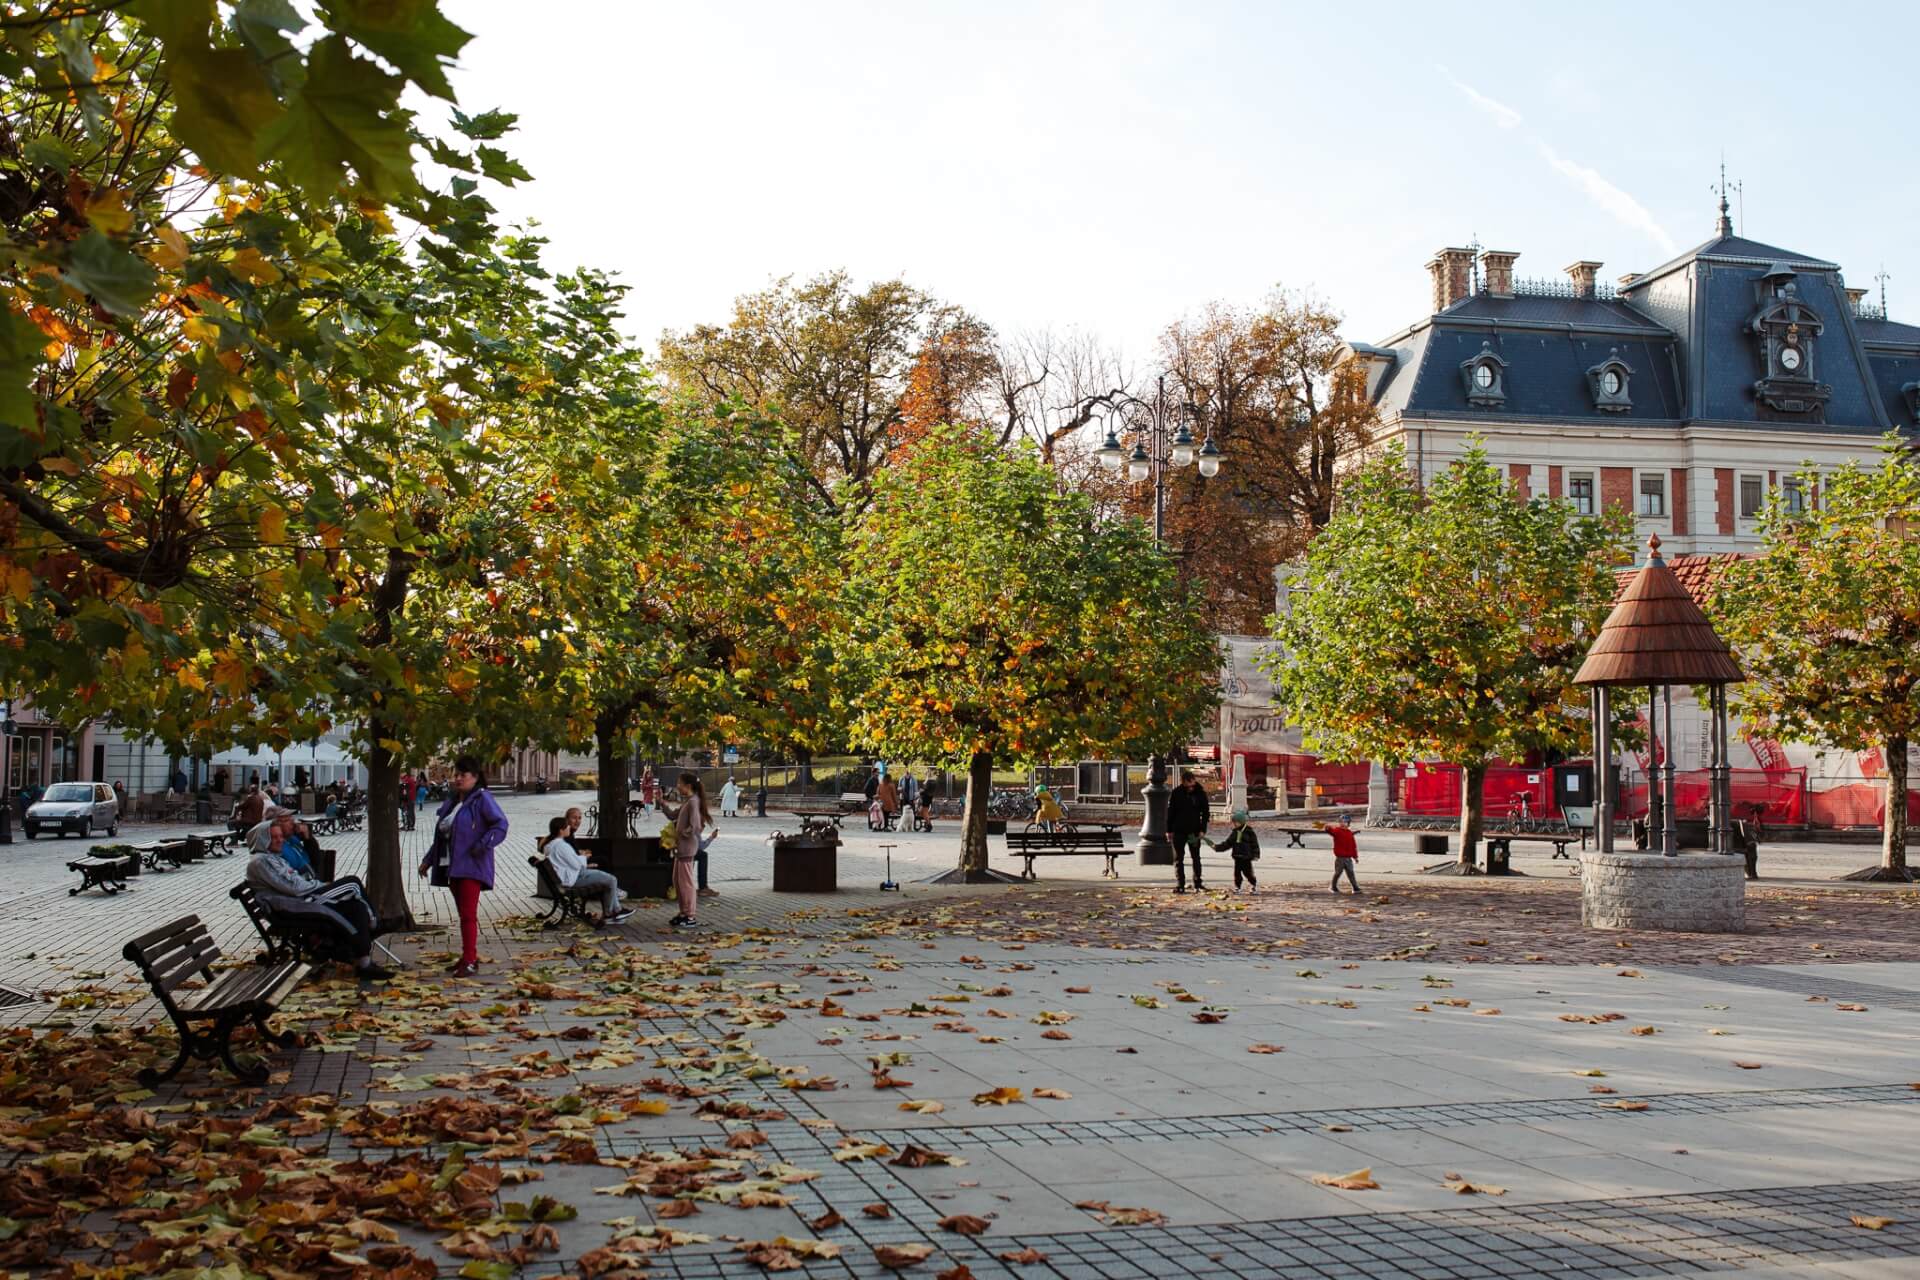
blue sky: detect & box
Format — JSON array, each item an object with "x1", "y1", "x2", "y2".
[{"x1": 447, "y1": 0, "x2": 1920, "y2": 358}]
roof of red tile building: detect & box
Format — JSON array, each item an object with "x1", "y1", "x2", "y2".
[{"x1": 1612, "y1": 550, "x2": 1747, "y2": 606}]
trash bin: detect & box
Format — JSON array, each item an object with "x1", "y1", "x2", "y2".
[
  {"x1": 195, "y1": 796, "x2": 213, "y2": 823},
  {"x1": 1414, "y1": 833, "x2": 1448, "y2": 857},
  {"x1": 773, "y1": 833, "x2": 838, "y2": 892},
  {"x1": 0, "y1": 802, "x2": 10, "y2": 844},
  {"x1": 1485, "y1": 841, "x2": 1509, "y2": 875}
]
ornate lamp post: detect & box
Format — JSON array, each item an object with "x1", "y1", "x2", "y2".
[{"x1": 1094, "y1": 375, "x2": 1224, "y2": 866}]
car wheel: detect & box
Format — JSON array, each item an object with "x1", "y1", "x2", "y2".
[
  {"x1": 22, "y1": 826, "x2": 35, "y2": 839},
  {"x1": 108, "y1": 822, "x2": 118, "y2": 838}
]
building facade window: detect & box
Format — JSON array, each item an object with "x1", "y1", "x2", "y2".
[
  {"x1": 24, "y1": 736, "x2": 41, "y2": 788},
  {"x1": 1638, "y1": 472, "x2": 1666, "y2": 517},
  {"x1": 1782, "y1": 476, "x2": 1808, "y2": 516},
  {"x1": 1568, "y1": 472, "x2": 1595, "y2": 515},
  {"x1": 49, "y1": 735, "x2": 63, "y2": 784},
  {"x1": 5, "y1": 736, "x2": 19, "y2": 791},
  {"x1": 1739, "y1": 473, "x2": 1765, "y2": 519}
]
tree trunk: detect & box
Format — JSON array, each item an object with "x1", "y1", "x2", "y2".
[
  {"x1": 596, "y1": 713, "x2": 630, "y2": 840},
  {"x1": 958, "y1": 750, "x2": 993, "y2": 875},
  {"x1": 1456, "y1": 761, "x2": 1486, "y2": 870},
  {"x1": 364, "y1": 718, "x2": 412, "y2": 929},
  {"x1": 1884, "y1": 736, "x2": 1909, "y2": 878}
]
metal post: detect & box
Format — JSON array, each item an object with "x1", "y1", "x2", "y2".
[
  {"x1": 1594, "y1": 686, "x2": 1613, "y2": 853},
  {"x1": 1661, "y1": 685, "x2": 1678, "y2": 857},
  {"x1": 1152, "y1": 375, "x2": 1166, "y2": 545},
  {"x1": 1136, "y1": 753, "x2": 1173, "y2": 866},
  {"x1": 756, "y1": 760, "x2": 767, "y2": 818}
]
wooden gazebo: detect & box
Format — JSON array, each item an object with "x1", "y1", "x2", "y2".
[{"x1": 1575, "y1": 534, "x2": 1745, "y2": 856}]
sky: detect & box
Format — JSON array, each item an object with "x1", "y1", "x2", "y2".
[{"x1": 444, "y1": 0, "x2": 1920, "y2": 360}]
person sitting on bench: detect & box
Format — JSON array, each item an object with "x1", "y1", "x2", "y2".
[
  {"x1": 245, "y1": 824, "x2": 392, "y2": 980},
  {"x1": 539, "y1": 815, "x2": 631, "y2": 923}
]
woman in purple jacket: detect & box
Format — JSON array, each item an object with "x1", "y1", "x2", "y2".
[{"x1": 418, "y1": 754, "x2": 509, "y2": 976}]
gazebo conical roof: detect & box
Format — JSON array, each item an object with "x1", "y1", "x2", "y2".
[{"x1": 1575, "y1": 534, "x2": 1744, "y2": 687}]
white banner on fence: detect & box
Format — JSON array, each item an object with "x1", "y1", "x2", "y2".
[{"x1": 1219, "y1": 636, "x2": 1301, "y2": 755}]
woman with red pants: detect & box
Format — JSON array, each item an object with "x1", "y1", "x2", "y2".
[
  {"x1": 662, "y1": 771, "x2": 709, "y2": 930},
  {"x1": 419, "y1": 755, "x2": 508, "y2": 976}
]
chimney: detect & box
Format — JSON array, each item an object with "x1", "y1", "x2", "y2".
[
  {"x1": 1478, "y1": 249, "x2": 1519, "y2": 297},
  {"x1": 1564, "y1": 260, "x2": 1603, "y2": 299},
  {"x1": 1427, "y1": 247, "x2": 1474, "y2": 312},
  {"x1": 1846, "y1": 286, "x2": 1868, "y2": 313},
  {"x1": 1617, "y1": 272, "x2": 1642, "y2": 289}
]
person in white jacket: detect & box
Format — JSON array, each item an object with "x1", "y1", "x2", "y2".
[
  {"x1": 719, "y1": 775, "x2": 741, "y2": 818},
  {"x1": 539, "y1": 816, "x2": 631, "y2": 923}
]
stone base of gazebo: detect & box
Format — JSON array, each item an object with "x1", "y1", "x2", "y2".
[{"x1": 1580, "y1": 851, "x2": 1747, "y2": 932}]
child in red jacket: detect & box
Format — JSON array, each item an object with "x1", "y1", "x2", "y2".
[{"x1": 1323, "y1": 813, "x2": 1360, "y2": 893}]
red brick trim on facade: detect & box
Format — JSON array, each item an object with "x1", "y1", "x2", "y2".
[
  {"x1": 1601, "y1": 467, "x2": 1633, "y2": 516},
  {"x1": 1714, "y1": 468, "x2": 1734, "y2": 534},
  {"x1": 1671, "y1": 467, "x2": 1689, "y2": 535},
  {"x1": 1508, "y1": 462, "x2": 1531, "y2": 498},
  {"x1": 1548, "y1": 465, "x2": 1563, "y2": 499}
]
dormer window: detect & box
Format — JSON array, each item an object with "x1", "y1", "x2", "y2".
[
  {"x1": 1586, "y1": 348, "x2": 1633, "y2": 413},
  {"x1": 1460, "y1": 342, "x2": 1507, "y2": 407}
]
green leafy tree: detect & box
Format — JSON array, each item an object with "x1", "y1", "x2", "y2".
[
  {"x1": 1266, "y1": 442, "x2": 1631, "y2": 869},
  {"x1": 1713, "y1": 441, "x2": 1920, "y2": 881},
  {"x1": 842, "y1": 426, "x2": 1220, "y2": 879},
  {"x1": 541, "y1": 396, "x2": 845, "y2": 832}
]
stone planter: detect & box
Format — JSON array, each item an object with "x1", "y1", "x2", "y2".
[{"x1": 1580, "y1": 851, "x2": 1746, "y2": 932}]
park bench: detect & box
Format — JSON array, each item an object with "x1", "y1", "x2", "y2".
[
  {"x1": 1061, "y1": 803, "x2": 1137, "y2": 833},
  {"x1": 1004, "y1": 825, "x2": 1125, "y2": 880},
  {"x1": 528, "y1": 855, "x2": 598, "y2": 927},
  {"x1": 187, "y1": 829, "x2": 235, "y2": 858},
  {"x1": 775, "y1": 794, "x2": 866, "y2": 828},
  {"x1": 229, "y1": 880, "x2": 388, "y2": 967},
  {"x1": 1482, "y1": 831, "x2": 1580, "y2": 860},
  {"x1": 1258, "y1": 820, "x2": 1341, "y2": 849},
  {"x1": 68, "y1": 849, "x2": 139, "y2": 896},
  {"x1": 134, "y1": 839, "x2": 194, "y2": 872},
  {"x1": 122, "y1": 914, "x2": 309, "y2": 1085}
]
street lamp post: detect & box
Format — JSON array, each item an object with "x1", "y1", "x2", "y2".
[{"x1": 1094, "y1": 375, "x2": 1224, "y2": 868}]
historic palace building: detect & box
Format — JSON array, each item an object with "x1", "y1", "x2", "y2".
[{"x1": 1338, "y1": 197, "x2": 1918, "y2": 553}]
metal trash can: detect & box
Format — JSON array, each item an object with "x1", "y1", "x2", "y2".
[
  {"x1": 1414, "y1": 833, "x2": 1448, "y2": 857},
  {"x1": 195, "y1": 796, "x2": 213, "y2": 823}
]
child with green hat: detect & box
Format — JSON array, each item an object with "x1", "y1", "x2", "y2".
[{"x1": 1210, "y1": 808, "x2": 1262, "y2": 894}]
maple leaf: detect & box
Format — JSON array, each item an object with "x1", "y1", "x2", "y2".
[
  {"x1": 1248, "y1": 1043, "x2": 1285, "y2": 1054},
  {"x1": 892, "y1": 1144, "x2": 968, "y2": 1168},
  {"x1": 862, "y1": 1203, "x2": 893, "y2": 1218},
  {"x1": 1851, "y1": 1213, "x2": 1897, "y2": 1230},
  {"x1": 939, "y1": 1213, "x2": 992, "y2": 1235},
  {"x1": 1312, "y1": 1167, "x2": 1380, "y2": 1190},
  {"x1": 971, "y1": 1086, "x2": 1023, "y2": 1106},
  {"x1": 1000, "y1": 1247, "x2": 1048, "y2": 1264},
  {"x1": 898, "y1": 1099, "x2": 945, "y2": 1113},
  {"x1": 1032, "y1": 1088, "x2": 1072, "y2": 1099}
]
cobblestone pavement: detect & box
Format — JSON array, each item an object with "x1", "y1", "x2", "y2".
[{"x1": 6, "y1": 790, "x2": 1920, "y2": 1277}]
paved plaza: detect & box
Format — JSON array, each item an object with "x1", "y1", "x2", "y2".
[{"x1": 4, "y1": 789, "x2": 1919, "y2": 1277}]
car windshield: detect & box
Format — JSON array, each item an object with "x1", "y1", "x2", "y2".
[{"x1": 42, "y1": 783, "x2": 93, "y2": 802}]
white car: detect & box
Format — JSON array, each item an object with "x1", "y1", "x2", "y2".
[{"x1": 24, "y1": 782, "x2": 120, "y2": 839}]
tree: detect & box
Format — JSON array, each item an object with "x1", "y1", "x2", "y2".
[
  {"x1": 1266, "y1": 442, "x2": 1630, "y2": 870},
  {"x1": 1712, "y1": 441, "x2": 1920, "y2": 881},
  {"x1": 657, "y1": 272, "x2": 971, "y2": 514},
  {"x1": 539, "y1": 397, "x2": 844, "y2": 833},
  {"x1": 1147, "y1": 293, "x2": 1379, "y2": 631},
  {"x1": 841, "y1": 426, "x2": 1220, "y2": 879}
]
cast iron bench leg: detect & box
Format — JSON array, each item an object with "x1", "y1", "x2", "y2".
[
  {"x1": 1288, "y1": 832, "x2": 1306, "y2": 848},
  {"x1": 215, "y1": 1012, "x2": 269, "y2": 1084}
]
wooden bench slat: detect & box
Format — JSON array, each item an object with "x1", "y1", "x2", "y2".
[
  {"x1": 127, "y1": 913, "x2": 206, "y2": 954},
  {"x1": 180, "y1": 963, "x2": 305, "y2": 1015}
]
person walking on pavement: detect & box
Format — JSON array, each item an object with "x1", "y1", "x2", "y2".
[
  {"x1": 1167, "y1": 768, "x2": 1211, "y2": 893},
  {"x1": 1210, "y1": 807, "x2": 1262, "y2": 894},
  {"x1": 1326, "y1": 812, "x2": 1361, "y2": 893},
  {"x1": 719, "y1": 775, "x2": 741, "y2": 818}
]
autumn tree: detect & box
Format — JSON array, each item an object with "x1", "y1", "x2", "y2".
[
  {"x1": 842, "y1": 426, "x2": 1220, "y2": 880},
  {"x1": 1266, "y1": 442, "x2": 1630, "y2": 871},
  {"x1": 1127, "y1": 292, "x2": 1378, "y2": 631},
  {"x1": 1712, "y1": 441, "x2": 1920, "y2": 882},
  {"x1": 657, "y1": 272, "x2": 979, "y2": 513},
  {"x1": 539, "y1": 397, "x2": 844, "y2": 832}
]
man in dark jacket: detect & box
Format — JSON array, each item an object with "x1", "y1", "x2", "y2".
[{"x1": 1165, "y1": 769, "x2": 1212, "y2": 893}]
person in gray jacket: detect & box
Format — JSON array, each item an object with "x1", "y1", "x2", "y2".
[{"x1": 246, "y1": 824, "x2": 391, "y2": 980}]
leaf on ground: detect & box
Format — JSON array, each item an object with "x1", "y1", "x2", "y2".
[
  {"x1": 1132, "y1": 995, "x2": 1164, "y2": 1008},
  {"x1": 892, "y1": 1144, "x2": 967, "y2": 1168},
  {"x1": 862, "y1": 1203, "x2": 892, "y2": 1218},
  {"x1": 1598, "y1": 1100, "x2": 1651, "y2": 1111},
  {"x1": 1248, "y1": 1043, "x2": 1285, "y2": 1054},
  {"x1": 1837, "y1": 1003, "x2": 1869, "y2": 1012},
  {"x1": 1098, "y1": 1205, "x2": 1168, "y2": 1225},
  {"x1": 1617, "y1": 968, "x2": 1644, "y2": 978},
  {"x1": 875, "y1": 1242, "x2": 936, "y2": 1268},
  {"x1": 1436, "y1": 998, "x2": 1472, "y2": 1008},
  {"x1": 1732, "y1": 1061, "x2": 1765, "y2": 1070},
  {"x1": 1064, "y1": 986, "x2": 1091, "y2": 994},
  {"x1": 1573, "y1": 1069, "x2": 1607, "y2": 1077},
  {"x1": 1850, "y1": 1213, "x2": 1897, "y2": 1230},
  {"x1": 1628, "y1": 1026, "x2": 1659, "y2": 1036},
  {"x1": 937, "y1": 1265, "x2": 978, "y2": 1280},
  {"x1": 1589, "y1": 1085, "x2": 1617, "y2": 1094},
  {"x1": 833, "y1": 1142, "x2": 892, "y2": 1162},
  {"x1": 1032, "y1": 1088, "x2": 1072, "y2": 1099},
  {"x1": 939, "y1": 1213, "x2": 992, "y2": 1235},
  {"x1": 1000, "y1": 1247, "x2": 1048, "y2": 1264},
  {"x1": 899, "y1": 1099, "x2": 945, "y2": 1113},
  {"x1": 810, "y1": 1209, "x2": 844, "y2": 1231},
  {"x1": 1192, "y1": 1009, "x2": 1230, "y2": 1023},
  {"x1": 1322, "y1": 1124, "x2": 1353, "y2": 1133},
  {"x1": 972, "y1": 1086, "x2": 1023, "y2": 1106},
  {"x1": 656, "y1": 1199, "x2": 699, "y2": 1218},
  {"x1": 1311, "y1": 1168, "x2": 1380, "y2": 1190},
  {"x1": 1472, "y1": 1008, "x2": 1502, "y2": 1016},
  {"x1": 1443, "y1": 1173, "x2": 1507, "y2": 1196},
  {"x1": 1040, "y1": 1029, "x2": 1073, "y2": 1040}
]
